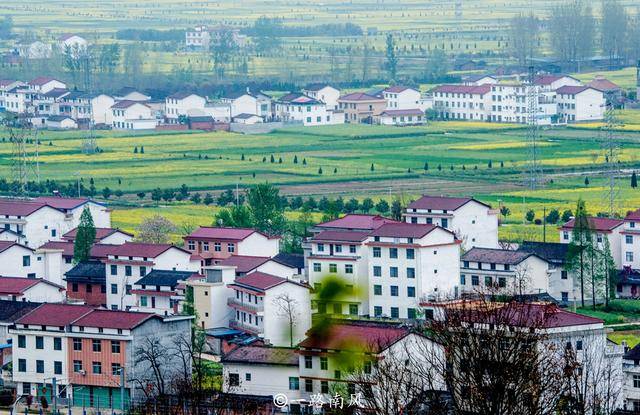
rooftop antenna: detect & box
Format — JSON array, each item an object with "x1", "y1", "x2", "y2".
[{"x1": 525, "y1": 65, "x2": 543, "y2": 191}]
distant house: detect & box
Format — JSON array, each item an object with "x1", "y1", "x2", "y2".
[
  {"x1": 0, "y1": 277, "x2": 65, "y2": 303},
  {"x1": 274, "y1": 92, "x2": 339, "y2": 126},
  {"x1": 165, "y1": 92, "x2": 206, "y2": 124},
  {"x1": 61, "y1": 227, "x2": 133, "y2": 245},
  {"x1": 534, "y1": 74, "x2": 582, "y2": 91},
  {"x1": 377, "y1": 109, "x2": 425, "y2": 126},
  {"x1": 233, "y1": 113, "x2": 263, "y2": 124},
  {"x1": 382, "y1": 86, "x2": 421, "y2": 110},
  {"x1": 462, "y1": 74, "x2": 498, "y2": 86},
  {"x1": 221, "y1": 90, "x2": 271, "y2": 119},
  {"x1": 431, "y1": 84, "x2": 492, "y2": 121},
  {"x1": 337, "y1": 92, "x2": 386, "y2": 123},
  {"x1": 28, "y1": 77, "x2": 66, "y2": 94},
  {"x1": 90, "y1": 94, "x2": 116, "y2": 125},
  {"x1": 45, "y1": 115, "x2": 77, "y2": 130},
  {"x1": 113, "y1": 87, "x2": 150, "y2": 102},
  {"x1": 111, "y1": 100, "x2": 157, "y2": 130},
  {"x1": 131, "y1": 269, "x2": 198, "y2": 316},
  {"x1": 556, "y1": 86, "x2": 606, "y2": 123},
  {"x1": 187, "y1": 115, "x2": 217, "y2": 130},
  {"x1": 518, "y1": 241, "x2": 576, "y2": 305},
  {"x1": 302, "y1": 84, "x2": 340, "y2": 110},
  {"x1": 58, "y1": 34, "x2": 88, "y2": 53}
]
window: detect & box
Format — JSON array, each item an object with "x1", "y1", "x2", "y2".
[
  {"x1": 22, "y1": 382, "x2": 30, "y2": 395},
  {"x1": 214, "y1": 242, "x2": 221, "y2": 252},
  {"x1": 374, "y1": 285, "x2": 382, "y2": 295},
  {"x1": 35, "y1": 336, "x2": 43, "y2": 349},
  {"x1": 561, "y1": 270, "x2": 568, "y2": 280},
  {"x1": 333, "y1": 303, "x2": 342, "y2": 314},
  {"x1": 317, "y1": 243, "x2": 325, "y2": 252},
  {"x1": 140, "y1": 266, "x2": 147, "y2": 276},
  {"x1": 228, "y1": 243, "x2": 235, "y2": 253},
  {"x1": 36, "y1": 360, "x2": 44, "y2": 373},
  {"x1": 373, "y1": 266, "x2": 382, "y2": 277},
  {"x1": 335, "y1": 245, "x2": 342, "y2": 253},
  {"x1": 407, "y1": 287, "x2": 416, "y2": 297},
  {"x1": 188, "y1": 241, "x2": 195, "y2": 250},
  {"x1": 111, "y1": 284, "x2": 118, "y2": 294},
  {"x1": 596, "y1": 234, "x2": 603, "y2": 243},
  {"x1": 228, "y1": 373, "x2": 239, "y2": 387},
  {"x1": 72, "y1": 283, "x2": 78, "y2": 292},
  {"x1": 140, "y1": 296, "x2": 148, "y2": 307},
  {"x1": 54, "y1": 361, "x2": 62, "y2": 375},
  {"x1": 313, "y1": 263, "x2": 321, "y2": 272},
  {"x1": 125, "y1": 285, "x2": 131, "y2": 295},
  {"x1": 305, "y1": 379, "x2": 313, "y2": 392},
  {"x1": 626, "y1": 252, "x2": 634, "y2": 262},
  {"x1": 460, "y1": 274, "x2": 466, "y2": 285},
  {"x1": 111, "y1": 340, "x2": 121, "y2": 354},
  {"x1": 390, "y1": 286, "x2": 398, "y2": 296},
  {"x1": 634, "y1": 374, "x2": 640, "y2": 388},
  {"x1": 304, "y1": 355, "x2": 313, "y2": 369},
  {"x1": 123, "y1": 265, "x2": 131, "y2": 277},
  {"x1": 345, "y1": 264, "x2": 353, "y2": 274},
  {"x1": 92, "y1": 339, "x2": 101, "y2": 352},
  {"x1": 373, "y1": 247, "x2": 381, "y2": 257},
  {"x1": 112, "y1": 363, "x2": 122, "y2": 376},
  {"x1": 245, "y1": 373, "x2": 252, "y2": 381},
  {"x1": 22, "y1": 256, "x2": 30, "y2": 267},
  {"x1": 321, "y1": 381, "x2": 329, "y2": 394},
  {"x1": 485, "y1": 276, "x2": 493, "y2": 286},
  {"x1": 498, "y1": 277, "x2": 506, "y2": 288},
  {"x1": 406, "y1": 248, "x2": 415, "y2": 259},
  {"x1": 73, "y1": 338, "x2": 82, "y2": 351},
  {"x1": 86, "y1": 284, "x2": 92, "y2": 293},
  {"x1": 18, "y1": 359, "x2": 26, "y2": 372},
  {"x1": 407, "y1": 267, "x2": 415, "y2": 278},
  {"x1": 289, "y1": 377, "x2": 300, "y2": 390},
  {"x1": 329, "y1": 263, "x2": 337, "y2": 273},
  {"x1": 561, "y1": 292, "x2": 569, "y2": 303},
  {"x1": 576, "y1": 340, "x2": 583, "y2": 351},
  {"x1": 472, "y1": 275, "x2": 479, "y2": 286},
  {"x1": 349, "y1": 245, "x2": 356, "y2": 253},
  {"x1": 408, "y1": 308, "x2": 417, "y2": 319},
  {"x1": 374, "y1": 306, "x2": 382, "y2": 317},
  {"x1": 390, "y1": 307, "x2": 399, "y2": 318},
  {"x1": 390, "y1": 267, "x2": 398, "y2": 278},
  {"x1": 626, "y1": 235, "x2": 634, "y2": 244},
  {"x1": 18, "y1": 335, "x2": 25, "y2": 348},
  {"x1": 389, "y1": 248, "x2": 398, "y2": 259},
  {"x1": 91, "y1": 361, "x2": 102, "y2": 374},
  {"x1": 320, "y1": 357, "x2": 328, "y2": 370}
]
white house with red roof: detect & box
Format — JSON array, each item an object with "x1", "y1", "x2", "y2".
[
  {"x1": 61, "y1": 227, "x2": 132, "y2": 245},
  {"x1": 164, "y1": 92, "x2": 206, "y2": 123},
  {"x1": 184, "y1": 226, "x2": 280, "y2": 268},
  {"x1": 382, "y1": 86, "x2": 421, "y2": 110},
  {"x1": 34, "y1": 196, "x2": 111, "y2": 228},
  {"x1": 556, "y1": 85, "x2": 605, "y2": 123},
  {"x1": 274, "y1": 92, "x2": 341, "y2": 126},
  {"x1": 227, "y1": 271, "x2": 311, "y2": 347},
  {"x1": 534, "y1": 74, "x2": 582, "y2": 91},
  {"x1": 404, "y1": 195, "x2": 499, "y2": 250},
  {"x1": 0, "y1": 241, "x2": 58, "y2": 281},
  {"x1": 309, "y1": 214, "x2": 397, "y2": 235},
  {"x1": 28, "y1": 77, "x2": 66, "y2": 94},
  {"x1": 622, "y1": 209, "x2": 640, "y2": 270},
  {"x1": 0, "y1": 199, "x2": 68, "y2": 247},
  {"x1": 302, "y1": 84, "x2": 340, "y2": 110},
  {"x1": 0, "y1": 276, "x2": 64, "y2": 302},
  {"x1": 377, "y1": 108, "x2": 426, "y2": 126},
  {"x1": 104, "y1": 242, "x2": 199, "y2": 311},
  {"x1": 110, "y1": 100, "x2": 157, "y2": 130},
  {"x1": 560, "y1": 216, "x2": 624, "y2": 268}
]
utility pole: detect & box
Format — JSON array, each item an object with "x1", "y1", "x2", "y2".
[
  {"x1": 120, "y1": 367, "x2": 125, "y2": 414},
  {"x1": 52, "y1": 377, "x2": 57, "y2": 415},
  {"x1": 525, "y1": 65, "x2": 543, "y2": 191},
  {"x1": 543, "y1": 206, "x2": 546, "y2": 242}
]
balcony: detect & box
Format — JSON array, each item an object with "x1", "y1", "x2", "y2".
[
  {"x1": 229, "y1": 318, "x2": 262, "y2": 335},
  {"x1": 227, "y1": 297, "x2": 264, "y2": 314}
]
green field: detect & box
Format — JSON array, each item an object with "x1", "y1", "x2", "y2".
[{"x1": 7, "y1": 121, "x2": 634, "y2": 241}]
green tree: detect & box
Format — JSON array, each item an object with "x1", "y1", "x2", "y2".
[
  {"x1": 500, "y1": 205, "x2": 511, "y2": 219},
  {"x1": 631, "y1": 171, "x2": 638, "y2": 188},
  {"x1": 525, "y1": 209, "x2": 535, "y2": 222},
  {"x1": 214, "y1": 205, "x2": 253, "y2": 228},
  {"x1": 566, "y1": 199, "x2": 592, "y2": 308},
  {"x1": 376, "y1": 199, "x2": 390, "y2": 214},
  {"x1": 546, "y1": 209, "x2": 560, "y2": 224},
  {"x1": 391, "y1": 199, "x2": 403, "y2": 221},
  {"x1": 102, "y1": 187, "x2": 112, "y2": 199},
  {"x1": 561, "y1": 209, "x2": 573, "y2": 223},
  {"x1": 361, "y1": 198, "x2": 374, "y2": 213},
  {"x1": 584, "y1": 177, "x2": 590, "y2": 186},
  {"x1": 203, "y1": 193, "x2": 214, "y2": 205},
  {"x1": 211, "y1": 28, "x2": 235, "y2": 79},
  {"x1": 247, "y1": 183, "x2": 286, "y2": 235},
  {"x1": 151, "y1": 188, "x2": 162, "y2": 203},
  {"x1": 423, "y1": 48, "x2": 449, "y2": 81},
  {"x1": 137, "y1": 192, "x2": 146, "y2": 200},
  {"x1": 73, "y1": 207, "x2": 96, "y2": 263},
  {"x1": 384, "y1": 34, "x2": 398, "y2": 80}
]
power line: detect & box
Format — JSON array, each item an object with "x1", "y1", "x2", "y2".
[
  {"x1": 601, "y1": 100, "x2": 620, "y2": 216},
  {"x1": 6, "y1": 116, "x2": 40, "y2": 197},
  {"x1": 525, "y1": 66, "x2": 543, "y2": 191}
]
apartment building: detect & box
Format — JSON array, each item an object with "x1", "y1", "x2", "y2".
[
  {"x1": 460, "y1": 248, "x2": 551, "y2": 296},
  {"x1": 431, "y1": 84, "x2": 491, "y2": 121},
  {"x1": 489, "y1": 84, "x2": 557, "y2": 125},
  {"x1": 227, "y1": 271, "x2": 311, "y2": 347},
  {"x1": 404, "y1": 195, "x2": 499, "y2": 249},
  {"x1": 104, "y1": 242, "x2": 198, "y2": 311},
  {"x1": 0, "y1": 199, "x2": 69, "y2": 247},
  {"x1": 185, "y1": 266, "x2": 237, "y2": 330},
  {"x1": 111, "y1": 100, "x2": 157, "y2": 130},
  {"x1": 556, "y1": 86, "x2": 605, "y2": 123}
]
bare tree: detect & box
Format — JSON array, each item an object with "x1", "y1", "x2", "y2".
[
  {"x1": 548, "y1": 0, "x2": 595, "y2": 70},
  {"x1": 134, "y1": 214, "x2": 177, "y2": 244},
  {"x1": 272, "y1": 292, "x2": 299, "y2": 347},
  {"x1": 130, "y1": 335, "x2": 172, "y2": 399},
  {"x1": 508, "y1": 12, "x2": 540, "y2": 67}
]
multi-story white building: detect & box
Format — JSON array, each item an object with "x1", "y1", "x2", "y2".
[
  {"x1": 622, "y1": 209, "x2": 640, "y2": 270},
  {"x1": 34, "y1": 197, "x2": 111, "y2": 229},
  {"x1": 274, "y1": 93, "x2": 340, "y2": 126},
  {"x1": 460, "y1": 247, "x2": 551, "y2": 296},
  {"x1": 489, "y1": 84, "x2": 557, "y2": 125},
  {"x1": 302, "y1": 84, "x2": 340, "y2": 110},
  {"x1": 431, "y1": 84, "x2": 492, "y2": 121},
  {"x1": 382, "y1": 86, "x2": 421, "y2": 110},
  {"x1": 228, "y1": 271, "x2": 311, "y2": 347},
  {"x1": 534, "y1": 74, "x2": 582, "y2": 92},
  {"x1": 164, "y1": 92, "x2": 206, "y2": 123},
  {"x1": 404, "y1": 195, "x2": 499, "y2": 249},
  {"x1": 104, "y1": 242, "x2": 198, "y2": 310},
  {"x1": 131, "y1": 269, "x2": 196, "y2": 316},
  {"x1": 111, "y1": 100, "x2": 157, "y2": 130},
  {"x1": 28, "y1": 77, "x2": 66, "y2": 95},
  {"x1": 90, "y1": 94, "x2": 116, "y2": 125},
  {"x1": 623, "y1": 343, "x2": 640, "y2": 411},
  {"x1": 221, "y1": 91, "x2": 272, "y2": 119},
  {"x1": 0, "y1": 200, "x2": 67, "y2": 247},
  {"x1": 556, "y1": 86, "x2": 605, "y2": 123},
  {"x1": 0, "y1": 241, "x2": 62, "y2": 281},
  {"x1": 185, "y1": 266, "x2": 237, "y2": 330},
  {"x1": 559, "y1": 217, "x2": 624, "y2": 268},
  {"x1": 366, "y1": 223, "x2": 460, "y2": 318}
]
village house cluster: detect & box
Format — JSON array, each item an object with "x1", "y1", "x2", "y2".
[{"x1": 0, "y1": 193, "x2": 640, "y2": 411}]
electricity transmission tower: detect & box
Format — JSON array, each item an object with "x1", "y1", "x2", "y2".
[
  {"x1": 81, "y1": 49, "x2": 97, "y2": 154},
  {"x1": 455, "y1": 1, "x2": 463, "y2": 19},
  {"x1": 525, "y1": 66, "x2": 543, "y2": 190},
  {"x1": 601, "y1": 101, "x2": 621, "y2": 216},
  {"x1": 6, "y1": 117, "x2": 40, "y2": 197}
]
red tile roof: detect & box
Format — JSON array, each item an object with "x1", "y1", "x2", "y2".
[
  {"x1": 62, "y1": 227, "x2": 132, "y2": 241},
  {"x1": 72, "y1": 309, "x2": 155, "y2": 329},
  {"x1": 561, "y1": 217, "x2": 624, "y2": 232},
  {"x1": 625, "y1": 209, "x2": 640, "y2": 221},
  {"x1": 311, "y1": 230, "x2": 369, "y2": 243},
  {"x1": 37, "y1": 241, "x2": 117, "y2": 258},
  {"x1": 232, "y1": 271, "x2": 290, "y2": 291},
  {"x1": 17, "y1": 303, "x2": 93, "y2": 326},
  {"x1": 106, "y1": 242, "x2": 187, "y2": 258},
  {"x1": 0, "y1": 80, "x2": 17, "y2": 88},
  {"x1": 555, "y1": 85, "x2": 593, "y2": 95},
  {"x1": 431, "y1": 84, "x2": 492, "y2": 95},
  {"x1": 0, "y1": 199, "x2": 53, "y2": 216},
  {"x1": 384, "y1": 86, "x2": 416, "y2": 93},
  {"x1": 0, "y1": 241, "x2": 32, "y2": 254},
  {"x1": 534, "y1": 75, "x2": 579, "y2": 86},
  {"x1": 408, "y1": 195, "x2": 490, "y2": 211},
  {"x1": 186, "y1": 227, "x2": 271, "y2": 241},
  {"x1": 219, "y1": 255, "x2": 270, "y2": 273},
  {"x1": 34, "y1": 196, "x2": 96, "y2": 210},
  {"x1": 588, "y1": 76, "x2": 620, "y2": 92},
  {"x1": 222, "y1": 345, "x2": 298, "y2": 366},
  {"x1": 111, "y1": 100, "x2": 147, "y2": 109},
  {"x1": 338, "y1": 92, "x2": 386, "y2": 102},
  {"x1": 299, "y1": 321, "x2": 410, "y2": 353},
  {"x1": 317, "y1": 214, "x2": 397, "y2": 231},
  {"x1": 29, "y1": 76, "x2": 61, "y2": 86},
  {"x1": 462, "y1": 247, "x2": 537, "y2": 265},
  {"x1": 0, "y1": 277, "x2": 41, "y2": 295},
  {"x1": 370, "y1": 222, "x2": 438, "y2": 239}
]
